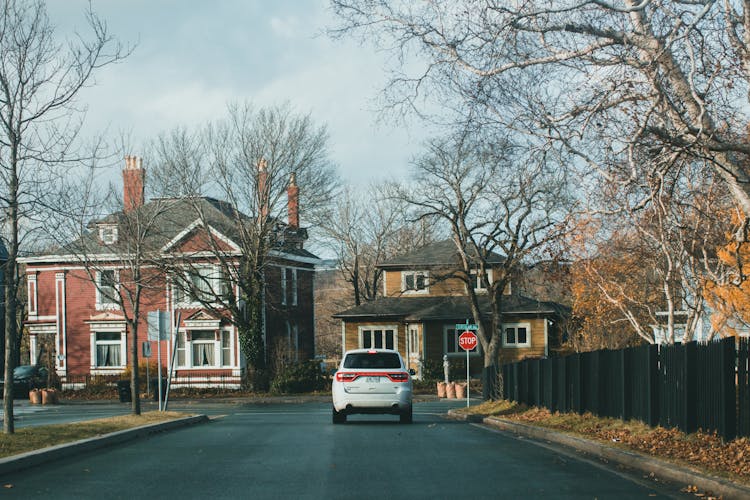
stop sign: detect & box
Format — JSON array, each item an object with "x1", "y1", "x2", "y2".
[{"x1": 458, "y1": 331, "x2": 478, "y2": 351}]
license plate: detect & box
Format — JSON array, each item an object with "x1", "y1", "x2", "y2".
[{"x1": 365, "y1": 377, "x2": 381, "y2": 383}]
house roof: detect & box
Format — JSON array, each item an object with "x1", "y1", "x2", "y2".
[
  {"x1": 378, "y1": 239, "x2": 504, "y2": 269},
  {"x1": 332, "y1": 294, "x2": 568, "y2": 322},
  {"x1": 26, "y1": 196, "x2": 319, "y2": 263}
]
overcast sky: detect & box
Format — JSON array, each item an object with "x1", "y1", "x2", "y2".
[{"x1": 46, "y1": 0, "x2": 427, "y2": 187}]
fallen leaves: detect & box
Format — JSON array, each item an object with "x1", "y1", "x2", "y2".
[{"x1": 502, "y1": 408, "x2": 750, "y2": 483}]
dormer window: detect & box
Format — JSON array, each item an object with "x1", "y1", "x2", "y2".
[
  {"x1": 402, "y1": 271, "x2": 429, "y2": 294},
  {"x1": 99, "y1": 225, "x2": 118, "y2": 245}
]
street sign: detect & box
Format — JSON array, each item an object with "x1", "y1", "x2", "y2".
[
  {"x1": 458, "y1": 331, "x2": 478, "y2": 351},
  {"x1": 455, "y1": 323, "x2": 478, "y2": 331},
  {"x1": 142, "y1": 341, "x2": 152, "y2": 358},
  {"x1": 148, "y1": 310, "x2": 169, "y2": 341}
]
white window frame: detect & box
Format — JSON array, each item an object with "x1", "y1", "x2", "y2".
[
  {"x1": 401, "y1": 270, "x2": 429, "y2": 294},
  {"x1": 408, "y1": 326, "x2": 419, "y2": 355},
  {"x1": 190, "y1": 330, "x2": 218, "y2": 367},
  {"x1": 99, "y1": 225, "x2": 118, "y2": 244},
  {"x1": 177, "y1": 328, "x2": 235, "y2": 369},
  {"x1": 471, "y1": 269, "x2": 493, "y2": 292},
  {"x1": 220, "y1": 329, "x2": 234, "y2": 367},
  {"x1": 358, "y1": 325, "x2": 398, "y2": 351},
  {"x1": 173, "y1": 265, "x2": 226, "y2": 308},
  {"x1": 88, "y1": 322, "x2": 127, "y2": 374},
  {"x1": 443, "y1": 325, "x2": 480, "y2": 357},
  {"x1": 502, "y1": 322, "x2": 531, "y2": 348},
  {"x1": 95, "y1": 270, "x2": 120, "y2": 311}
]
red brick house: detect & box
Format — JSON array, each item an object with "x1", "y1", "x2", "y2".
[{"x1": 21, "y1": 157, "x2": 320, "y2": 388}]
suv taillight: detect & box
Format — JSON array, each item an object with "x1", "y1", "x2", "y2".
[
  {"x1": 387, "y1": 372, "x2": 409, "y2": 383},
  {"x1": 335, "y1": 372, "x2": 358, "y2": 382}
]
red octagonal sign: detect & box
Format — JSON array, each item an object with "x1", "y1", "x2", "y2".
[{"x1": 458, "y1": 331, "x2": 478, "y2": 351}]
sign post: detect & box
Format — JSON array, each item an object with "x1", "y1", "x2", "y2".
[
  {"x1": 148, "y1": 310, "x2": 169, "y2": 411},
  {"x1": 456, "y1": 322, "x2": 478, "y2": 408}
]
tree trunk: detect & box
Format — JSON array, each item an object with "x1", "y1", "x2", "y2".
[{"x1": 130, "y1": 320, "x2": 141, "y2": 415}]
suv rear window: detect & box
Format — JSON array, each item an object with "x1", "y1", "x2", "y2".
[{"x1": 343, "y1": 352, "x2": 401, "y2": 369}]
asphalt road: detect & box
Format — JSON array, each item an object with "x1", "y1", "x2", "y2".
[{"x1": 2, "y1": 401, "x2": 692, "y2": 499}]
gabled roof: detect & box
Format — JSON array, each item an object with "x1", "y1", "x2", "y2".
[
  {"x1": 333, "y1": 294, "x2": 568, "y2": 321},
  {"x1": 378, "y1": 239, "x2": 504, "y2": 269},
  {"x1": 26, "y1": 196, "x2": 319, "y2": 263}
]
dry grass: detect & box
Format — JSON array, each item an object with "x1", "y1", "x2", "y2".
[
  {"x1": 0, "y1": 411, "x2": 188, "y2": 459},
  {"x1": 458, "y1": 401, "x2": 750, "y2": 485}
]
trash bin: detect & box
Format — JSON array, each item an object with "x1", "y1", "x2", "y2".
[
  {"x1": 117, "y1": 380, "x2": 131, "y2": 403},
  {"x1": 151, "y1": 378, "x2": 167, "y2": 402}
]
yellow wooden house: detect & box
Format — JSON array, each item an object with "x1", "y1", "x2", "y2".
[{"x1": 333, "y1": 240, "x2": 568, "y2": 378}]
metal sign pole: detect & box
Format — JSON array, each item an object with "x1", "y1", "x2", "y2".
[
  {"x1": 466, "y1": 339, "x2": 470, "y2": 408},
  {"x1": 157, "y1": 334, "x2": 162, "y2": 411}
]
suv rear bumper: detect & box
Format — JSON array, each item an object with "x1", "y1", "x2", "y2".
[{"x1": 333, "y1": 391, "x2": 412, "y2": 414}]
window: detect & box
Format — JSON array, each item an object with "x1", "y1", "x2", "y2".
[
  {"x1": 191, "y1": 330, "x2": 215, "y2": 366},
  {"x1": 359, "y1": 326, "x2": 397, "y2": 350},
  {"x1": 281, "y1": 267, "x2": 288, "y2": 305},
  {"x1": 291, "y1": 269, "x2": 298, "y2": 306},
  {"x1": 178, "y1": 330, "x2": 233, "y2": 368},
  {"x1": 402, "y1": 271, "x2": 428, "y2": 293},
  {"x1": 408, "y1": 327, "x2": 419, "y2": 354},
  {"x1": 285, "y1": 321, "x2": 299, "y2": 361},
  {"x1": 343, "y1": 352, "x2": 401, "y2": 369},
  {"x1": 176, "y1": 332, "x2": 186, "y2": 366},
  {"x1": 96, "y1": 270, "x2": 118, "y2": 309},
  {"x1": 503, "y1": 323, "x2": 531, "y2": 347},
  {"x1": 221, "y1": 331, "x2": 232, "y2": 366},
  {"x1": 99, "y1": 225, "x2": 118, "y2": 244},
  {"x1": 173, "y1": 266, "x2": 227, "y2": 306},
  {"x1": 444, "y1": 326, "x2": 479, "y2": 356},
  {"x1": 281, "y1": 267, "x2": 298, "y2": 306},
  {"x1": 95, "y1": 332, "x2": 123, "y2": 367},
  {"x1": 471, "y1": 269, "x2": 493, "y2": 292}
]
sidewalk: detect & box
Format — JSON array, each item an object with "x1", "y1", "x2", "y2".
[{"x1": 448, "y1": 409, "x2": 750, "y2": 500}]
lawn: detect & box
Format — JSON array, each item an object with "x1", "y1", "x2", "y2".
[
  {"x1": 0, "y1": 412, "x2": 189, "y2": 459},
  {"x1": 455, "y1": 401, "x2": 750, "y2": 485}
]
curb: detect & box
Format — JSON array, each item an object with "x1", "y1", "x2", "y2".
[
  {"x1": 447, "y1": 410, "x2": 750, "y2": 500},
  {"x1": 0, "y1": 414, "x2": 209, "y2": 477}
]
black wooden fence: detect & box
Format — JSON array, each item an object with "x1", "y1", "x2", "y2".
[{"x1": 503, "y1": 337, "x2": 748, "y2": 441}]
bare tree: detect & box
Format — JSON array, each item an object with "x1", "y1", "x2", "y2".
[
  {"x1": 0, "y1": 0, "x2": 128, "y2": 432},
  {"x1": 149, "y1": 103, "x2": 339, "y2": 388},
  {"x1": 54, "y1": 157, "x2": 174, "y2": 415},
  {"x1": 404, "y1": 133, "x2": 572, "y2": 399},
  {"x1": 319, "y1": 182, "x2": 441, "y2": 306},
  {"x1": 571, "y1": 156, "x2": 731, "y2": 345},
  {"x1": 330, "y1": 0, "x2": 750, "y2": 229}
]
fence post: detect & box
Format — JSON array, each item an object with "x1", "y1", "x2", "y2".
[
  {"x1": 685, "y1": 342, "x2": 698, "y2": 434},
  {"x1": 722, "y1": 338, "x2": 737, "y2": 441}
]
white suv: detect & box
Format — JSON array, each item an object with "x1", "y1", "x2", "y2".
[{"x1": 332, "y1": 349, "x2": 414, "y2": 424}]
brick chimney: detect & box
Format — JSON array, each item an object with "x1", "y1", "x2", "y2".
[
  {"x1": 287, "y1": 172, "x2": 299, "y2": 229},
  {"x1": 123, "y1": 155, "x2": 145, "y2": 212},
  {"x1": 258, "y1": 158, "x2": 268, "y2": 220}
]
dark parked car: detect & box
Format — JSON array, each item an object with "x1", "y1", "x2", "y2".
[{"x1": 0, "y1": 365, "x2": 48, "y2": 398}]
